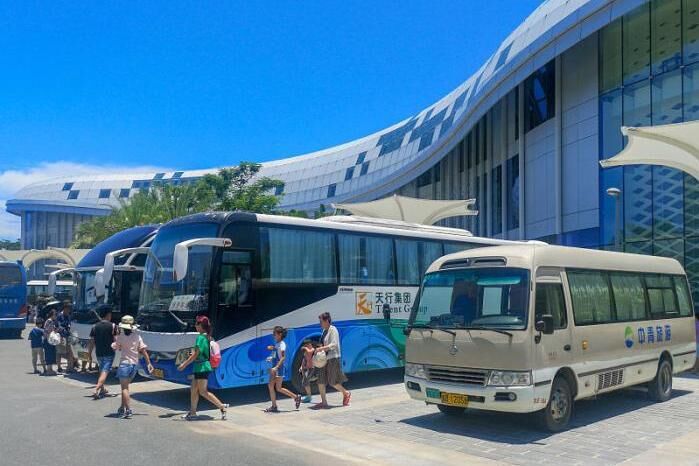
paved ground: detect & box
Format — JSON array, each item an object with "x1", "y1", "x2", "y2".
[{"x1": 2, "y1": 330, "x2": 699, "y2": 465}]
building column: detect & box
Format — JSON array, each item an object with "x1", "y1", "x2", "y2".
[
  {"x1": 517, "y1": 83, "x2": 526, "y2": 240},
  {"x1": 554, "y1": 55, "x2": 563, "y2": 237}
]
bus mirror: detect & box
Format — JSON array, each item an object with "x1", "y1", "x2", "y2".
[
  {"x1": 382, "y1": 303, "x2": 391, "y2": 321},
  {"x1": 95, "y1": 268, "x2": 105, "y2": 298},
  {"x1": 103, "y1": 247, "x2": 150, "y2": 285},
  {"x1": 535, "y1": 315, "x2": 554, "y2": 335},
  {"x1": 173, "y1": 238, "x2": 233, "y2": 282}
]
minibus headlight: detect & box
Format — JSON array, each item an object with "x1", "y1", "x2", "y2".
[
  {"x1": 405, "y1": 363, "x2": 426, "y2": 379},
  {"x1": 488, "y1": 371, "x2": 531, "y2": 387}
]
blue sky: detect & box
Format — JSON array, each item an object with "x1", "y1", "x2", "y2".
[{"x1": 0, "y1": 1, "x2": 541, "y2": 240}]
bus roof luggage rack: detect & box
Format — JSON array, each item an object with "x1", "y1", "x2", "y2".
[{"x1": 321, "y1": 215, "x2": 475, "y2": 237}]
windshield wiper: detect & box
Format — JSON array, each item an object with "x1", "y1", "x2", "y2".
[
  {"x1": 409, "y1": 323, "x2": 456, "y2": 336},
  {"x1": 166, "y1": 309, "x2": 188, "y2": 332},
  {"x1": 464, "y1": 326, "x2": 513, "y2": 338}
]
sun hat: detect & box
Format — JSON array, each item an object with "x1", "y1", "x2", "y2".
[{"x1": 118, "y1": 315, "x2": 138, "y2": 330}]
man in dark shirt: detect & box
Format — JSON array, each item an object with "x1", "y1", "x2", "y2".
[{"x1": 88, "y1": 305, "x2": 117, "y2": 399}]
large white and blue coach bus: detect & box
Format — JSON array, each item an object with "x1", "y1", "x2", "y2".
[
  {"x1": 69, "y1": 225, "x2": 158, "y2": 362},
  {"x1": 136, "y1": 212, "x2": 533, "y2": 390},
  {"x1": 0, "y1": 261, "x2": 28, "y2": 338}
]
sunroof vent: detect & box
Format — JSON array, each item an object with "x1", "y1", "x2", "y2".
[{"x1": 440, "y1": 257, "x2": 507, "y2": 270}]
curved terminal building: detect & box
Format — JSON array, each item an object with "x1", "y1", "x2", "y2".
[{"x1": 8, "y1": 0, "x2": 699, "y2": 300}]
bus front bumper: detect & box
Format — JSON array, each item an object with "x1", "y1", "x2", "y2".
[
  {"x1": 404, "y1": 375, "x2": 549, "y2": 414},
  {"x1": 0, "y1": 317, "x2": 26, "y2": 330}
]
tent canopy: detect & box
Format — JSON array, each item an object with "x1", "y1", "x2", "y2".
[
  {"x1": 332, "y1": 195, "x2": 477, "y2": 226},
  {"x1": 599, "y1": 121, "x2": 699, "y2": 180}
]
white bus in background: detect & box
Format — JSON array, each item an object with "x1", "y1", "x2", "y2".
[
  {"x1": 27, "y1": 280, "x2": 74, "y2": 305},
  {"x1": 404, "y1": 244, "x2": 697, "y2": 431}
]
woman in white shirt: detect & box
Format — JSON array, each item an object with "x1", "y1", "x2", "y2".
[{"x1": 312, "y1": 312, "x2": 350, "y2": 409}]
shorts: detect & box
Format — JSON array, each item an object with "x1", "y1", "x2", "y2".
[
  {"x1": 116, "y1": 363, "x2": 138, "y2": 381},
  {"x1": 97, "y1": 356, "x2": 114, "y2": 373},
  {"x1": 269, "y1": 358, "x2": 285, "y2": 379},
  {"x1": 193, "y1": 371, "x2": 211, "y2": 380}
]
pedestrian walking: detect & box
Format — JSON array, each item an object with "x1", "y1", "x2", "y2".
[
  {"x1": 42, "y1": 309, "x2": 58, "y2": 376},
  {"x1": 177, "y1": 316, "x2": 228, "y2": 420},
  {"x1": 312, "y1": 312, "x2": 350, "y2": 409},
  {"x1": 28, "y1": 318, "x2": 46, "y2": 374},
  {"x1": 298, "y1": 339, "x2": 316, "y2": 403},
  {"x1": 87, "y1": 305, "x2": 117, "y2": 399},
  {"x1": 111, "y1": 315, "x2": 153, "y2": 419},
  {"x1": 264, "y1": 326, "x2": 301, "y2": 413},
  {"x1": 56, "y1": 301, "x2": 76, "y2": 373}
]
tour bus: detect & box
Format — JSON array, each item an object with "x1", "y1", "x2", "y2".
[
  {"x1": 403, "y1": 244, "x2": 697, "y2": 431},
  {"x1": 0, "y1": 261, "x2": 28, "y2": 338},
  {"x1": 134, "y1": 211, "x2": 537, "y2": 390},
  {"x1": 69, "y1": 225, "x2": 158, "y2": 363},
  {"x1": 28, "y1": 279, "x2": 74, "y2": 304}
]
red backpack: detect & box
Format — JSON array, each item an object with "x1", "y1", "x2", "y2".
[{"x1": 209, "y1": 340, "x2": 221, "y2": 368}]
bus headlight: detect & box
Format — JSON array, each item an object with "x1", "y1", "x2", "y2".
[
  {"x1": 488, "y1": 371, "x2": 531, "y2": 386},
  {"x1": 405, "y1": 363, "x2": 426, "y2": 379}
]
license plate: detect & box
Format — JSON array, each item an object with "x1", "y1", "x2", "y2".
[
  {"x1": 78, "y1": 351, "x2": 90, "y2": 362},
  {"x1": 440, "y1": 392, "x2": 469, "y2": 407},
  {"x1": 151, "y1": 368, "x2": 164, "y2": 379},
  {"x1": 426, "y1": 388, "x2": 441, "y2": 399}
]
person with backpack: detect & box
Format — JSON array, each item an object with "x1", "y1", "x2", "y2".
[{"x1": 177, "y1": 315, "x2": 228, "y2": 420}]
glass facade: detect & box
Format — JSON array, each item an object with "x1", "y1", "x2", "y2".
[{"x1": 599, "y1": 0, "x2": 699, "y2": 307}]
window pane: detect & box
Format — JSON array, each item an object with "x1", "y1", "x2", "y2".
[
  {"x1": 646, "y1": 275, "x2": 679, "y2": 317},
  {"x1": 395, "y1": 239, "x2": 419, "y2": 285},
  {"x1": 625, "y1": 240, "x2": 653, "y2": 255},
  {"x1": 654, "y1": 238, "x2": 684, "y2": 265},
  {"x1": 260, "y1": 228, "x2": 336, "y2": 284},
  {"x1": 674, "y1": 276, "x2": 693, "y2": 316},
  {"x1": 600, "y1": 19, "x2": 622, "y2": 92},
  {"x1": 651, "y1": 70, "x2": 683, "y2": 125},
  {"x1": 651, "y1": 0, "x2": 681, "y2": 75},
  {"x1": 535, "y1": 283, "x2": 567, "y2": 329},
  {"x1": 653, "y1": 166, "x2": 684, "y2": 238},
  {"x1": 568, "y1": 271, "x2": 613, "y2": 324},
  {"x1": 685, "y1": 173, "x2": 699, "y2": 236},
  {"x1": 507, "y1": 155, "x2": 520, "y2": 230},
  {"x1": 524, "y1": 60, "x2": 555, "y2": 131},
  {"x1": 600, "y1": 90, "x2": 623, "y2": 159},
  {"x1": 610, "y1": 274, "x2": 647, "y2": 321},
  {"x1": 623, "y1": 79, "x2": 652, "y2": 127},
  {"x1": 684, "y1": 0, "x2": 699, "y2": 64},
  {"x1": 624, "y1": 166, "x2": 653, "y2": 242},
  {"x1": 683, "y1": 62, "x2": 699, "y2": 121},
  {"x1": 339, "y1": 235, "x2": 395, "y2": 285},
  {"x1": 623, "y1": 4, "x2": 651, "y2": 85}
]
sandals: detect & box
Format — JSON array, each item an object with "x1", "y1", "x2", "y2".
[
  {"x1": 294, "y1": 395, "x2": 302, "y2": 410},
  {"x1": 264, "y1": 406, "x2": 279, "y2": 413},
  {"x1": 220, "y1": 404, "x2": 229, "y2": 420},
  {"x1": 181, "y1": 413, "x2": 197, "y2": 421}
]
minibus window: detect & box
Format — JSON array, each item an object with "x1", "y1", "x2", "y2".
[
  {"x1": 535, "y1": 283, "x2": 567, "y2": 329},
  {"x1": 674, "y1": 277, "x2": 693, "y2": 317},
  {"x1": 568, "y1": 271, "x2": 613, "y2": 325},
  {"x1": 610, "y1": 273, "x2": 647, "y2": 321},
  {"x1": 646, "y1": 275, "x2": 678, "y2": 317}
]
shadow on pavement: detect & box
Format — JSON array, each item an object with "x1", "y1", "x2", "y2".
[{"x1": 399, "y1": 387, "x2": 692, "y2": 444}]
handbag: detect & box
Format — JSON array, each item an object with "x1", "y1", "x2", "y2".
[
  {"x1": 48, "y1": 331, "x2": 61, "y2": 346},
  {"x1": 312, "y1": 350, "x2": 327, "y2": 368}
]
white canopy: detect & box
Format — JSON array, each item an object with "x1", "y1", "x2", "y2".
[
  {"x1": 599, "y1": 121, "x2": 699, "y2": 180},
  {"x1": 332, "y1": 195, "x2": 478, "y2": 225}
]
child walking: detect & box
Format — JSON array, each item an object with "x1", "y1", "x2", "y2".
[
  {"x1": 298, "y1": 339, "x2": 316, "y2": 403},
  {"x1": 28, "y1": 318, "x2": 46, "y2": 374},
  {"x1": 265, "y1": 326, "x2": 301, "y2": 413},
  {"x1": 111, "y1": 315, "x2": 153, "y2": 419}
]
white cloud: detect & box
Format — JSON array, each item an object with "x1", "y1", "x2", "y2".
[{"x1": 0, "y1": 161, "x2": 171, "y2": 241}]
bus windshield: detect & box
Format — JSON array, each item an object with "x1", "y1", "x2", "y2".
[
  {"x1": 140, "y1": 222, "x2": 219, "y2": 317},
  {"x1": 75, "y1": 271, "x2": 98, "y2": 310},
  {"x1": 0, "y1": 265, "x2": 22, "y2": 289},
  {"x1": 409, "y1": 267, "x2": 531, "y2": 330}
]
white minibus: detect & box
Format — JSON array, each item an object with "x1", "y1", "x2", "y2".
[{"x1": 404, "y1": 244, "x2": 697, "y2": 431}]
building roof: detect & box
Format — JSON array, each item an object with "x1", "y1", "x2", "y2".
[{"x1": 7, "y1": 0, "x2": 644, "y2": 217}]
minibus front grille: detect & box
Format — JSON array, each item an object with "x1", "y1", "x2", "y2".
[{"x1": 426, "y1": 366, "x2": 488, "y2": 385}]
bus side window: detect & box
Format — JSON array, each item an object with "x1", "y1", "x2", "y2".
[
  {"x1": 218, "y1": 262, "x2": 238, "y2": 306},
  {"x1": 535, "y1": 283, "x2": 567, "y2": 329}
]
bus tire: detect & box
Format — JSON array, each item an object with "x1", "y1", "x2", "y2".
[
  {"x1": 648, "y1": 359, "x2": 673, "y2": 402},
  {"x1": 539, "y1": 376, "x2": 572, "y2": 432},
  {"x1": 437, "y1": 404, "x2": 465, "y2": 417}
]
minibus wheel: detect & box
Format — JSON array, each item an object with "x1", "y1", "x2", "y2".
[
  {"x1": 648, "y1": 359, "x2": 673, "y2": 402},
  {"x1": 437, "y1": 404, "x2": 465, "y2": 417},
  {"x1": 539, "y1": 376, "x2": 572, "y2": 432}
]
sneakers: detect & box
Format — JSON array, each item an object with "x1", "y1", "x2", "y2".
[
  {"x1": 301, "y1": 395, "x2": 312, "y2": 403},
  {"x1": 264, "y1": 406, "x2": 279, "y2": 413},
  {"x1": 220, "y1": 404, "x2": 229, "y2": 421},
  {"x1": 294, "y1": 395, "x2": 302, "y2": 410},
  {"x1": 122, "y1": 409, "x2": 133, "y2": 419},
  {"x1": 181, "y1": 413, "x2": 197, "y2": 421},
  {"x1": 342, "y1": 391, "x2": 351, "y2": 407},
  {"x1": 117, "y1": 407, "x2": 125, "y2": 416}
]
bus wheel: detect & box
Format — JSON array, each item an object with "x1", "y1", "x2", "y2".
[
  {"x1": 648, "y1": 359, "x2": 673, "y2": 402},
  {"x1": 539, "y1": 376, "x2": 572, "y2": 432},
  {"x1": 437, "y1": 404, "x2": 465, "y2": 417}
]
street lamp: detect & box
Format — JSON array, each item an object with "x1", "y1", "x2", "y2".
[{"x1": 606, "y1": 187, "x2": 622, "y2": 251}]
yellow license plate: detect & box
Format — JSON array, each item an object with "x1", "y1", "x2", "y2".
[
  {"x1": 440, "y1": 392, "x2": 468, "y2": 407},
  {"x1": 151, "y1": 368, "x2": 164, "y2": 379},
  {"x1": 78, "y1": 351, "x2": 90, "y2": 362}
]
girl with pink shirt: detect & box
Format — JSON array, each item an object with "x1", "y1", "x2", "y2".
[{"x1": 111, "y1": 315, "x2": 153, "y2": 419}]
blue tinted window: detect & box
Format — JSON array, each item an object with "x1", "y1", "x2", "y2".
[
  {"x1": 524, "y1": 61, "x2": 555, "y2": 131},
  {"x1": 327, "y1": 184, "x2": 336, "y2": 198},
  {"x1": 653, "y1": 166, "x2": 684, "y2": 239},
  {"x1": 68, "y1": 190, "x2": 79, "y2": 200},
  {"x1": 377, "y1": 118, "x2": 417, "y2": 156},
  {"x1": 624, "y1": 166, "x2": 653, "y2": 242},
  {"x1": 62, "y1": 182, "x2": 74, "y2": 191},
  {"x1": 98, "y1": 189, "x2": 111, "y2": 199},
  {"x1": 274, "y1": 184, "x2": 284, "y2": 196},
  {"x1": 360, "y1": 161, "x2": 369, "y2": 176},
  {"x1": 153, "y1": 173, "x2": 165, "y2": 180},
  {"x1": 355, "y1": 152, "x2": 366, "y2": 165},
  {"x1": 119, "y1": 189, "x2": 130, "y2": 198},
  {"x1": 172, "y1": 171, "x2": 184, "y2": 179},
  {"x1": 507, "y1": 156, "x2": 519, "y2": 230},
  {"x1": 345, "y1": 166, "x2": 354, "y2": 181},
  {"x1": 495, "y1": 43, "x2": 512, "y2": 70}
]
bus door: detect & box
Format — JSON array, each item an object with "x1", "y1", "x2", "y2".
[
  {"x1": 214, "y1": 250, "x2": 256, "y2": 378},
  {"x1": 534, "y1": 268, "x2": 573, "y2": 374}
]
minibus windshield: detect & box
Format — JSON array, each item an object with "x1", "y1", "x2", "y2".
[{"x1": 409, "y1": 267, "x2": 530, "y2": 330}]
